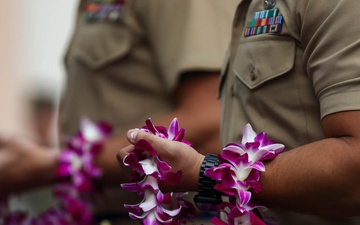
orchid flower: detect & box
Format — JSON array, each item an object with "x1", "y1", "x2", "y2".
[
  {"x1": 206, "y1": 124, "x2": 284, "y2": 225},
  {"x1": 141, "y1": 118, "x2": 192, "y2": 145},
  {"x1": 122, "y1": 118, "x2": 196, "y2": 225},
  {"x1": 56, "y1": 118, "x2": 111, "y2": 192}
]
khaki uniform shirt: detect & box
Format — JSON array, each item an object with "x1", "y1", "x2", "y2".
[
  {"x1": 62, "y1": 0, "x2": 238, "y2": 223},
  {"x1": 221, "y1": 0, "x2": 360, "y2": 224}
]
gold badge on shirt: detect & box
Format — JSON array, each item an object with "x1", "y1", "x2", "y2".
[{"x1": 84, "y1": 0, "x2": 127, "y2": 22}]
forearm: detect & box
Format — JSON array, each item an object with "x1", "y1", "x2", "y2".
[
  {"x1": 0, "y1": 140, "x2": 60, "y2": 198},
  {"x1": 151, "y1": 106, "x2": 221, "y2": 155},
  {"x1": 94, "y1": 134, "x2": 133, "y2": 185},
  {"x1": 254, "y1": 136, "x2": 360, "y2": 216},
  {"x1": 35, "y1": 149, "x2": 61, "y2": 189},
  {"x1": 159, "y1": 72, "x2": 222, "y2": 155}
]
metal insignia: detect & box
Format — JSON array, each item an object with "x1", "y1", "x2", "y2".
[{"x1": 264, "y1": 0, "x2": 276, "y2": 10}]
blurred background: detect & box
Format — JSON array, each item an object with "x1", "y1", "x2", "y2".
[{"x1": 0, "y1": 0, "x2": 77, "y2": 214}]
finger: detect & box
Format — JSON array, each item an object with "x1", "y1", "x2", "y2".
[
  {"x1": 116, "y1": 144, "x2": 134, "y2": 164},
  {"x1": 127, "y1": 128, "x2": 140, "y2": 144},
  {"x1": 127, "y1": 129, "x2": 174, "y2": 155},
  {"x1": 116, "y1": 145, "x2": 135, "y2": 180}
]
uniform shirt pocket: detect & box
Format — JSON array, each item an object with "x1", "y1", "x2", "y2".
[
  {"x1": 233, "y1": 36, "x2": 295, "y2": 89},
  {"x1": 70, "y1": 21, "x2": 133, "y2": 70}
]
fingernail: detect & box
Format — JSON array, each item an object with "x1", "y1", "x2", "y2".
[{"x1": 128, "y1": 129, "x2": 139, "y2": 143}]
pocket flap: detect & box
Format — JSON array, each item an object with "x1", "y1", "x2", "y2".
[
  {"x1": 233, "y1": 37, "x2": 295, "y2": 89},
  {"x1": 72, "y1": 22, "x2": 133, "y2": 70}
]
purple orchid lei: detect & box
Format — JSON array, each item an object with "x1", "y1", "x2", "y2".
[
  {"x1": 205, "y1": 124, "x2": 284, "y2": 225},
  {"x1": 121, "y1": 118, "x2": 197, "y2": 225},
  {"x1": 0, "y1": 118, "x2": 112, "y2": 225}
]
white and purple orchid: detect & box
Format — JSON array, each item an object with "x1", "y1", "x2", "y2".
[
  {"x1": 206, "y1": 124, "x2": 284, "y2": 225},
  {"x1": 122, "y1": 118, "x2": 196, "y2": 225},
  {"x1": 0, "y1": 118, "x2": 111, "y2": 225},
  {"x1": 56, "y1": 118, "x2": 112, "y2": 192}
]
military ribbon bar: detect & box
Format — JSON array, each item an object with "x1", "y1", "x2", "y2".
[
  {"x1": 245, "y1": 9, "x2": 283, "y2": 37},
  {"x1": 84, "y1": 0, "x2": 127, "y2": 22}
]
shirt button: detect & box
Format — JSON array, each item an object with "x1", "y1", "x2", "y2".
[
  {"x1": 251, "y1": 74, "x2": 257, "y2": 81},
  {"x1": 250, "y1": 68, "x2": 257, "y2": 81}
]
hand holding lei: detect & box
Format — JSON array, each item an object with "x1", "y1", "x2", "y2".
[
  {"x1": 121, "y1": 118, "x2": 197, "y2": 225},
  {"x1": 122, "y1": 119, "x2": 284, "y2": 225}
]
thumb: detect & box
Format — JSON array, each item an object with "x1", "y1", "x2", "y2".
[
  {"x1": 127, "y1": 129, "x2": 141, "y2": 144},
  {"x1": 127, "y1": 129, "x2": 172, "y2": 154}
]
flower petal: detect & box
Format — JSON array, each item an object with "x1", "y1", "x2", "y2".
[{"x1": 242, "y1": 123, "x2": 257, "y2": 144}]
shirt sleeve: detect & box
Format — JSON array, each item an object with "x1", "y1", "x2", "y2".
[
  {"x1": 300, "y1": 0, "x2": 360, "y2": 118},
  {"x1": 137, "y1": 0, "x2": 239, "y2": 93}
]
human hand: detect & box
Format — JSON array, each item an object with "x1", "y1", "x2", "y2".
[
  {"x1": 0, "y1": 131, "x2": 58, "y2": 197},
  {"x1": 117, "y1": 129, "x2": 205, "y2": 193}
]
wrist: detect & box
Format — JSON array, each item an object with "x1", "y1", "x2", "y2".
[
  {"x1": 36, "y1": 149, "x2": 61, "y2": 186},
  {"x1": 190, "y1": 153, "x2": 205, "y2": 192}
]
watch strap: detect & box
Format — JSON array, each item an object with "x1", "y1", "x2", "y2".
[{"x1": 194, "y1": 153, "x2": 222, "y2": 211}]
